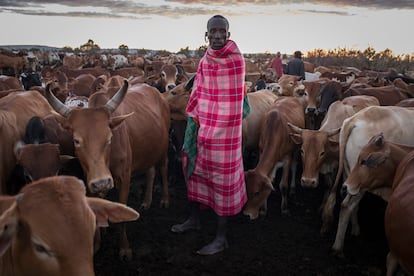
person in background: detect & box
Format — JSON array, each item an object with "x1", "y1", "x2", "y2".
[
  {"x1": 269, "y1": 51, "x2": 284, "y2": 80},
  {"x1": 286, "y1": 50, "x2": 305, "y2": 80},
  {"x1": 170, "y1": 14, "x2": 248, "y2": 256}
]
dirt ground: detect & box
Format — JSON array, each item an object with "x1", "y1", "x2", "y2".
[{"x1": 93, "y1": 163, "x2": 389, "y2": 276}]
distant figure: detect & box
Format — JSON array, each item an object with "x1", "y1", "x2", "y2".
[
  {"x1": 269, "y1": 51, "x2": 283, "y2": 80},
  {"x1": 286, "y1": 50, "x2": 305, "y2": 80}
]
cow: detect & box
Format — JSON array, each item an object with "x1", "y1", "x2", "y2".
[
  {"x1": 147, "y1": 63, "x2": 182, "y2": 93},
  {"x1": 277, "y1": 74, "x2": 305, "y2": 96},
  {"x1": 288, "y1": 95, "x2": 380, "y2": 233},
  {"x1": 244, "y1": 96, "x2": 306, "y2": 219},
  {"x1": 0, "y1": 175, "x2": 139, "y2": 276},
  {"x1": 330, "y1": 105, "x2": 414, "y2": 257},
  {"x1": 0, "y1": 54, "x2": 28, "y2": 77},
  {"x1": 0, "y1": 75, "x2": 22, "y2": 91},
  {"x1": 384, "y1": 150, "x2": 414, "y2": 276},
  {"x1": 20, "y1": 71, "x2": 42, "y2": 90},
  {"x1": 343, "y1": 133, "x2": 414, "y2": 199},
  {"x1": 0, "y1": 91, "x2": 54, "y2": 194},
  {"x1": 45, "y1": 80, "x2": 170, "y2": 259},
  {"x1": 342, "y1": 85, "x2": 412, "y2": 106}
]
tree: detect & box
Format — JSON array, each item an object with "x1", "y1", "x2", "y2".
[
  {"x1": 80, "y1": 39, "x2": 100, "y2": 52},
  {"x1": 119, "y1": 44, "x2": 129, "y2": 53}
]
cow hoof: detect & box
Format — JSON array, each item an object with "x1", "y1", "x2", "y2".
[
  {"x1": 281, "y1": 209, "x2": 291, "y2": 217},
  {"x1": 332, "y1": 249, "x2": 345, "y2": 259},
  {"x1": 119, "y1": 248, "x2": 133, "y2": 261},
  {"x1": 139, "y1": 203, "x2": 150, "y2": 210},
  {"x1": 160, "y1": 200, "x2": 169, "y2": 208}
]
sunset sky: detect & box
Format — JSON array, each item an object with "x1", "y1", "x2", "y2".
[{"x1": 0, "y1": 0, "x2": 413, "y2": 55}]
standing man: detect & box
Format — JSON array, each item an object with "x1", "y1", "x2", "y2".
[
  {"x1": 171, "y1": 14, "x2": 247, "y2": 256},
  {"x1": 286, "y1": 50, "x2": 305, "y2": 80},
  {"x1": 269, "y1": 51, "x2": 284, "y2": 80}
]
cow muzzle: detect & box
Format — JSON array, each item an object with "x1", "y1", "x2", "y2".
[
  {"x1": 343, "y1": 182, "x2": 360, "y2": 196},
  {"x1": 89, "y1": 177, "x2": 114, "y2": 196},
  {"x1": 301, "y1": 177, "x2": 318, "y2": 188}
]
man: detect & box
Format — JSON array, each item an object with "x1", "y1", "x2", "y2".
[
  {"x1": 269, "y1": 51, "x2": 284, "y2": 80},
  {"x1": 171, "y1": 15, "x2": 247, "y2": 255},
  {"x1": 286, "y1": 50, "x2": 305, "y2": 80}
]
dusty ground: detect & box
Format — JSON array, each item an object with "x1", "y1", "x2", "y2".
[{"x1": 93, "y1": 163, "x2": 389, "y2": 276}]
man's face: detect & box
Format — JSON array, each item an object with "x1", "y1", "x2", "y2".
[{"x1": 207, "y1": 18, "x2": 229, "y2": 50}]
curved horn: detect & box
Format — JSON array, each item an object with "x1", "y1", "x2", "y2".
[
  {"x1": 45, "y1": 82, "x2": 72, "y2": 117},
  {"x1": 103, "y1": 80, "x2": 129, "y2": 114}
]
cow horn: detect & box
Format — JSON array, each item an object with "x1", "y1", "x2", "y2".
[
  {"x1": 103, "y1": 80, "x2": 129, "y2": 113},
  {"x1": 45, "y1": 82, "x2": 72, "y2": 117},
  {"x1": 287, "y1": 122, "x2": 302, "y2": 134}
]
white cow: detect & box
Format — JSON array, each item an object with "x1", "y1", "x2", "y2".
[{"x1": 330, "y1": 105, "x2": 414, "y2": 256}]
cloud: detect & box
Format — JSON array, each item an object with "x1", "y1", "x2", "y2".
[{"x1": 0, "y1": 0, "x2": 412, "y2": 20}]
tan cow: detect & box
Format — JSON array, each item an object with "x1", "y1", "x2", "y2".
[
  {"x1": 45, "y1": 80, "x2": 170, "y2": 259},
  {"x1": 244, "y1": 96, "x2": 306, "y2": 219},
  {"x1": 385, "y1": 150, "x2": 414, "y2": 276},
  {"x1": 0, "y1": 75, "x2": 22, "y2": 91},
  {"x1": 0, "y1": 175, "x2": 139, "y2": 276},
  {"x1": 288, "y1": 95, "x2": 379, "y2": 233},
  {"x1": 331, "y1": 105, "x2": 414, "y2": 257},
  {"x1": 277, "y1": 74, "x2": 305, "y2": 96}
]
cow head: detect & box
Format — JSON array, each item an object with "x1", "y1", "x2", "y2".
[
  {"x1": 0, "y1": 176, "x2": 139, "y2": 275},
  {"x1": 163, "y1": 74, "x2": 195, "y2": 121},
  {"x1": 288, "y1": 123, "x2": 340, "y2": 188},
  {"x1": 344, "y1": 133, "x2": 392, "y2": 196},
  {"x1": 45, "y1": 80, "x2": 131, "y2": 196},
  {"x1": 243, "y1": 169, "x2": 274, "y2": 220}
]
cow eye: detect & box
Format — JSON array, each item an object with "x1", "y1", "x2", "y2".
[
  {"x1": 32, "y1": 241, "x2": 53, "y2": 257},
  {"x1": 360, "y1": 159, "x2": 367, "y2": 166},
  {"x1": 253, "y1": 191, "x2": 260, "y2": 197},
  {"x1": 73, "y1": 138, "x2": 80, "y2": 147},
  {"x1": 319, "y1": 151, "x2": 325, "y2": 157},
  {"x1": 171, "y1": 91, "x2": 177, "y2": 95}
]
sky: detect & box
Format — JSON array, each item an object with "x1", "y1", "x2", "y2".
[{"x1": 0, "y1": 0, "x2": 413, "y2": 56}]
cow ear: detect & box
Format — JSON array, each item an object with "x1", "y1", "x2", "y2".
[
  {"x1": 86, "y1": 197, "x2": 139, "y2": 228},
  {"x1": 109, "y1": 112, "x2": 134, "y2": 130},
  {"x1": 365, "y1": 152, "x2": 387, "y2": 168},
  {"x1": 289, "y1": 133, "x2": 302, "y2": 145},
  {"x1": 0, "y1": 197, "x2": 19, "y2": 257}
]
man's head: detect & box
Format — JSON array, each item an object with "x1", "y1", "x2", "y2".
[
  {"x1": 206, "y1": 15, "x2": 230, "y2": 50},
  {"x1": 294, "y1": 50, "x2": 302, "y2": 59}
]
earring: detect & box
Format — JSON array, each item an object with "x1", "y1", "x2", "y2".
[{"x1": 204, "y1": 36, "x2": 208, "y2": 43}]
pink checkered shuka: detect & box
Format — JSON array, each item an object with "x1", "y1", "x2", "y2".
[{"x1": 185, "y1": 40, "x2": 247, "y2": 216}]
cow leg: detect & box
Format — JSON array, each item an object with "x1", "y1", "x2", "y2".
[
  {"x1": 159, "y1": 156, "x2": 169, "y2": 208},
  {"x1": 280, "y1": 156, "x2": 292, "y2": 216},
  {"x1": 288, "y1": 151, "x2": 299, "y2": 197},
  {"x1": 350, "y1": 203, "x2": 360, "y2": 236},
  {"x1": 386, "y1": 252, "x2": 400, "y2": 276},
  {"x1": 141, "y1": 166, "x2": 156, "y2": 209},
  {"x1": 320, "y1": 173, "x2": 335, "y2": 234},
  {"x1": 331, "y1": 192, "x2": 364, "y2": 257},
  {"x1": 117, "y1": 169, "x2": 133, "y2": 261}
]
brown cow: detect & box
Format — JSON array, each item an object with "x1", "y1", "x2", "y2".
[
  {"x1": 342, "y1": 84, "x2": 411, "y2": 106},
  {"x1": 244, "y1": 96, "x2": 305, "y2": 219},
  {"x1": 344, "y1": 133, "x2": 414, "y2": 199},
  {"x1": 0, "y1": 91, "x2": 53, "y2": 194},
  {"x1": 45, "y1": 80, "x2": 170, "y2": 259},
  {"x1": 0, "y1": 75, "x2": 22, "y2": 91},
  {"x1": 384, "y1": 150, "x2": 414, "y2": 276},
  {"x1": 0, "y1": 54, "x2": 28, "y2": 77},
  {"x1": 288, "y1": 95, "x2": 379, "y2": 233},
  {"x1": 0, "y1": 175, "x2": 139, "y2": 276}
]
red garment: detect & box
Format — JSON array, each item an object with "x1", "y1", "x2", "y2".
[
  {"x1": 185, "y1": 40, "x2": 247, "y2": 216},
  {"x1": 270, "y1": 56, "x2": 283, "y2": 78}
]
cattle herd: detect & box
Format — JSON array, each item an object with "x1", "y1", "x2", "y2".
[{"x1": 0, "y1": 47, "x2": 414, "y2": 275}]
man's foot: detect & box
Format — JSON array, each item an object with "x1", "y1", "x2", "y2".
[
  {"x1": 196, "y1": 238, "x2": 228, "y2": 255},
  {"x1": 171, "y1": 219, "x2": 201, "y2": 233}
]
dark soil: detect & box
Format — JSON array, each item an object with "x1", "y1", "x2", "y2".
[{"x1": 94, "y1": 165, "x2": 389, "y2": 276}]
